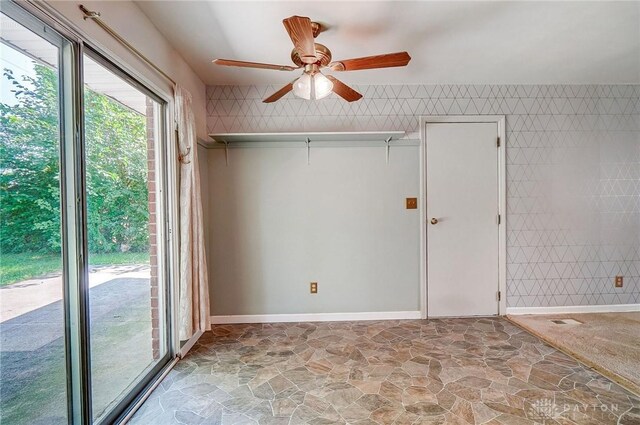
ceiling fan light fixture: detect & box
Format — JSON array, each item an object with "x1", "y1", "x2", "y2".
[
  {"x1": 313, "y1": 72, "x2": 333, "y2": 100},
  {"x1": 292, "y1": 73, "x2": 312, "y2": 100},
  {"x1": 292, "y1": 72, "x2": 333, "y2": 100},
  {"x1": 213, "y1": 15, "x2": 411, "y2": 103}
]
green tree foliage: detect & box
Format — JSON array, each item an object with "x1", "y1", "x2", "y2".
[
  {"x1": 84, "y1": 79, "x2": 149, "y2": 253},
  {"x1": 0, "y1": 64, "x2": 149, "y2": 255}
]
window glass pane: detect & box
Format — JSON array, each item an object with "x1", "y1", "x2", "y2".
[
  {"x1": 83, "y1": 53, "x2": 167, "y2": 421},
  {"x1": 0, "y1": 12, "x2": 68, "y2": 425}
]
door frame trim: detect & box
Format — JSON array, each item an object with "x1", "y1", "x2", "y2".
[{"x1": 419, "y1": 116, "x2": 506, "y2": 318}]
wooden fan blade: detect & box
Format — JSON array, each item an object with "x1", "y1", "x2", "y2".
[
  {"x1": 263, "y1": 82, "x2": 294, "y2": 103},
  {"x1": 213, "y1": 59, "x2": 299, "y2": 71},
  {"x1": 329, "y1": 51, "x2": 411, "y2": 71},
  {"x1": 282, "y1": 16, "x2": 317, "y2": 64},
  {"x1": 326, "y1": 75, "x2": 362, "y2": 102}
]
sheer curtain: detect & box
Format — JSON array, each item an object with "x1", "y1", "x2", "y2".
[{"x1": 175, "y1": 85, "x2": 210, "y2": 341}]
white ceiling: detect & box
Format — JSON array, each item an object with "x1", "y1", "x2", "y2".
[{"x1": 135, "y1": 1, "x2": 640, "y2": 86}]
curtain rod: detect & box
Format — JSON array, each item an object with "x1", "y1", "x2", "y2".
[{"x1": 78, "y1": 4, "x2": 176, "y2": 87}]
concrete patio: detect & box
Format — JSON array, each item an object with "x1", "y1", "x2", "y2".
[{"x1": 0, "y1": 266, "x2": 155, "y2": 424}]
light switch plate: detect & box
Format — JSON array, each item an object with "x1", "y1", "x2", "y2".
[{"x1": 406, "y1": 198, "x2": 417, "y2": 209}]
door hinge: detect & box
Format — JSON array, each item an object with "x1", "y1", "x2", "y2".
[
  {"x1": 497, "y1": 291, "x2": 502, "y2": 301},
  {"x1": 497, "y1": 137, "x2": 501, "y2": 148},
  {"x1": 497, "y1": 214, "x2": 501, "y2": 225}
]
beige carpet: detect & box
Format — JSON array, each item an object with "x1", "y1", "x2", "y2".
[{"x1": 508, "y1": 312, "x2": 640, "y2": 396}]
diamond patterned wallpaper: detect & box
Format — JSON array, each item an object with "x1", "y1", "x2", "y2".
[{"x1": 206, "y1": 84, "x2": 640, "y2": 308}]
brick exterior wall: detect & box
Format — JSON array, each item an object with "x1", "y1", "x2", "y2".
[{"x1": 146, "y1": 98, "x2": 160, "y2": 360}]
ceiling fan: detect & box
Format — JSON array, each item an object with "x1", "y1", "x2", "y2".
[{"x1": 213, "y1": 16, "x2": 411, "y2": 103}]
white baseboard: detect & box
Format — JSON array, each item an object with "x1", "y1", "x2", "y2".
[
  {"x1": 506, "y1": 304, "x2": 640, "y2": 315},
  {"x1": 210, "y1": 311, "x2": 422, "y2": 324}
]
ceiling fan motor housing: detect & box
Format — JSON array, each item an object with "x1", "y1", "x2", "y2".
[{"x1": 291, "y1": 43, "x2": 332, "y2": 68}]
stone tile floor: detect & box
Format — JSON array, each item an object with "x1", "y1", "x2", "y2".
[{"x1": 130, "y1": 318, "x2": 640, "y2": 424}]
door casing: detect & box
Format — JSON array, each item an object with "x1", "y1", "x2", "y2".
[{"x1": 419, "y1": 116, "x2": 506, "y2": 318}]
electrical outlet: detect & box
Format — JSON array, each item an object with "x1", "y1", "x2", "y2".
[
  {"x1": 615, "y1": 276, "x2": 623, "y2": 288},
  {"x1": 310, "y1": 282, "x2": 318, "y2": 294},
  {"x1": 406, "y1": 198, "x2": 417, "y2": 209}
]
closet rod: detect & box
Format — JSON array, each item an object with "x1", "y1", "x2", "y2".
[{"x1": 79, "y1": 5, "x2": 176, "y2": 87}]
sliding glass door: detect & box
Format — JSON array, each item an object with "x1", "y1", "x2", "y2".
[
  {"x1": 0, "y1": 3, "x2": 173, "y2": 424},
  {"x1": 83, "y1": 52, "x2": 169, "y2": 423},
  {"x1": 0, "y1": 10, "x2": 68, "y2": 425}
]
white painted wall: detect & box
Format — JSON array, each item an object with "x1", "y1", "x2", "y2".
[
  {"x1": 205, "y1": 145, "x2": 421, "y2": 315},
  {"x1": 42, "y1": 0, "x2": 207, "y2": 139},
  {"x1": 206, "y1": 84, "x2": 640, "y2": 310}
]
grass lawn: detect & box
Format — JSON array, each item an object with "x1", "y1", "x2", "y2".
[{"x1": 0, "y1": 252, "x2": 149, "y2": 287}]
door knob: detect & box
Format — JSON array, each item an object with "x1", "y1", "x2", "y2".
[{"x1": 430, "y1": 218, "x2": 438, "y2": 225}]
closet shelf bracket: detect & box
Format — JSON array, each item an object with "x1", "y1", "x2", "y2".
[{"x1": 385, "y1": 137, "x2": 392, "y2": 164}]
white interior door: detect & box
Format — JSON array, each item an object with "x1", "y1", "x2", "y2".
[{"x1": 426, "y1": 122, "x2": 500, "y2": 317}]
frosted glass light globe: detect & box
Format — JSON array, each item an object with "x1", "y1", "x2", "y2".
[
  {"x1": 313, "y1": 72, "x2": 333, "y2": 100},
  {"x1": 292, "y1": 72, "x2": 333, "y2": 100},
  {"x1": 292, "y1": 73, "x2": 312, "y2": 100}
]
